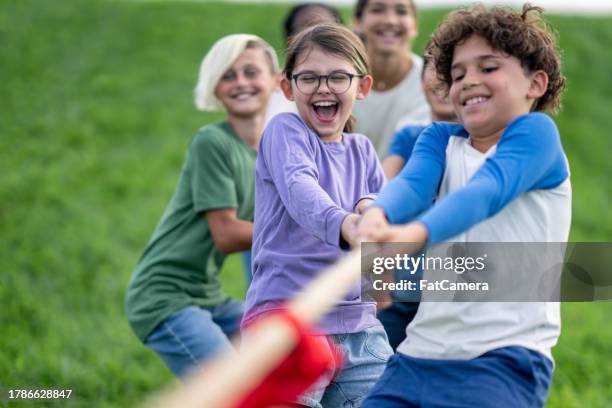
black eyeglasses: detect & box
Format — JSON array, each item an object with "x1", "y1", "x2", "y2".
[{"x1": 291, "y1": 72, "x2": 364, "y2": 95}]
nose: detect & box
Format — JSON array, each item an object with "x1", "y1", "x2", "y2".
[
  {"x1": 235, "y1": 72, "x2": 250, "y2": 86},
  {"x1": 316, "y1": 77, "x2": 332, "y2": 94},
  {"x1": 462, "y1": 68, "x2": 481, "y2": 90},
  {"x1": 384, "y1": 8, "x2": 399, "y2": 24}
]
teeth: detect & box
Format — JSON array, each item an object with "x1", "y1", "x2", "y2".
[
  {"x1": 378, "y1": 30, "x2": 399, "y2": 37},
  {"x1": 234, "y1": 92, "x2": 253, "y2": 100},
  {"x1": 314, "y1": 101, "x2": 337, "y2": 107},
  {"x1": 465, "y1": 96, "x2": 487, "y2": 106}
]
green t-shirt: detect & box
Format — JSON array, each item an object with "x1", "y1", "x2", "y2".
[{"x1": 125, "y1": 122, "x2": 256, "y2": 341}]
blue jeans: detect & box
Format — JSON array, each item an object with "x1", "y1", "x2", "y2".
[
  {"x1": 299, "y1": 325, "x2": 393, "y2": 408},
  {"x1": 144, "y1": 299, "x2": 244, "y2": 378},
  {"x1": 362, "y1": 347, "x2": 553, "y2": 408}
]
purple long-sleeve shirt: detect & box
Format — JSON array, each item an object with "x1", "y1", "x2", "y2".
[{"x1": 243, "y1": 113, "x2": 385, "y2": 334}]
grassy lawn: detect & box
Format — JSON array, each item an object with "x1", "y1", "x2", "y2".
[{"x1": 0, "y1": 1, "x2": 610, "y2": 406}]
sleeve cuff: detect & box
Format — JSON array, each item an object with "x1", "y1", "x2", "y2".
[
  {"x1": 194, "y1": 200, "x2": 238, "y2": 215},
  {"x1": 353, "y1": 194, "x2": 378, "y2": 212},
  {"x1": 417, "y1": 215, "x2": 438, "y2": 245},
  {"x1": 325, "y1": 208, "x2": 351, "y2": 247}
]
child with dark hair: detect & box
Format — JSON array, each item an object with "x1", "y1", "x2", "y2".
[
  {"x1": 283, "y1": 2, "x2": 343, "y2": 41},
  {"x1": 359, "y1": 4, "x2": 570, "y2": 407},
  {"x1": 383, "y1": 53, "x2": 458, "y2": 179},
  {"x1": 352, "y1": 0, "x2": 431, "y2": 157},
  {"x1": 376, "y1": 52, "x2": 459, "y2": 351}
]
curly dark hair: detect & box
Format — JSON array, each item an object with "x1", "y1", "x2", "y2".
[{"x1": 428, "y1": 3, "x2": 565, "y2": 112}]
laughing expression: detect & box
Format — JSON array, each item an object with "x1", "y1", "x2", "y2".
[
  {"x1": 214, "y1": 47, "x2": 277, "y2": 117},
  {"x1": 355, "y1": 0, "x2": 417, "y2": 56},
  {"x1": 281, "y1": 46, "x2": 372, "y2": 142},
  {"x1": 449, "y1": 35, "x2": 543, "y2": 142}
]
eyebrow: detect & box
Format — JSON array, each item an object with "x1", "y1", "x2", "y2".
[{"x1": 451, "y1": 54, "x2": 501, "y2": 70}]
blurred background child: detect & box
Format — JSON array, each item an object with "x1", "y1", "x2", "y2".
[
  {"x1": 376, "y1": 53, "x2": 460, "y2": 350},
  {"x1": 382, "y1": 53, "x2": 458, "y2": 179},
  {"x1": 283, "y1": 1, "x2": 343, "y2": 40},
  {"x1": 125, "y1": 34, "x2": 279, "y2": 378},
  {"x1": 352, "y1": 0, "x2": 431, "y2": 157}
]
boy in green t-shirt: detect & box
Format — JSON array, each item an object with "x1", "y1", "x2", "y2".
[{"x1": 125, "y1": 34, "x2": 279, "y2": 378}]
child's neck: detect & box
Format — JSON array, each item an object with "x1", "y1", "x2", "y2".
[
  {"x1": 370, "y1": 51, "x2": 412, "y2": 92},
  {"x1": 431, "y1": 112, "x2": 458, "y2": 123},
  {"x1": 470, "y1": 128, "x2": 504, "y2": 153},
  {"x1": 319, "y1": 132, "x2": 342, "y2": 143},
  {"x1": 227, "y1": 113, "x2": 266, "y2": 150}
]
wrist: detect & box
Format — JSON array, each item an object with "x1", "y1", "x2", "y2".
[
  {"x1": 340, "y1": 213, "x2": 358, "y2": 249},
  {"x1": 401, "y1": 221, "x2": 429, "y2": 244},
  {"x1": 361, "y1": 205, "x2": 386, "y2": 219},
  {"x1": 353, "y1": 194, "x2": 377, "y2": 213},
  {"x1": 415, "y1": 221, "x2": 429, "y2": 243}
]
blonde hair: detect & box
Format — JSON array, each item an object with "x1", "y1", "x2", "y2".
[
  {"x1": 283, "y1": 23, "x2": 370, "y2": 132},
  {"x1": 194, "y1": 34, "x2": 280, "y2": 112}
]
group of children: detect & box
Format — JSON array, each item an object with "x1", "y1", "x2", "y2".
[{"x1": 125, "y1": 2, "x2": 571, "y2": 407}]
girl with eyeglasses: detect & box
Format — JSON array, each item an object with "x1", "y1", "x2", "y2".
[{"x1": 242, "y1": 23, "x2": 392, "y2": 407}]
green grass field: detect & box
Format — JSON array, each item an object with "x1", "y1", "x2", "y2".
[{"x1": 1, "y1": 1, "x2": 611, "y2": 407}]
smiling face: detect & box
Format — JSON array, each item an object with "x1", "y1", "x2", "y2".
[
  {"x1": 214, "y1": 47, "x2": 277, "y2": 118},
  {"x1": 355, "y1": 0, "x2": 417, "y2": 57},
  {"x1": 280, "y1": 46, "x2": 372, "y2": 141},
  {"x1": 449, "y1": 35, "x2": 547, "y2": 140},
  {"x1": 423, "y1": 63, "x2": 456, "y2": 122}
]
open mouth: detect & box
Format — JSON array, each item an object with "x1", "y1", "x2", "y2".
[{"x1": 312, "y1": 101, "x2": 339, "y2": 122}]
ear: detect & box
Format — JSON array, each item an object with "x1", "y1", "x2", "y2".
[
  {"x1": 356, "y1": 74, "x2": 373, "y2": 100},
  {"x1": 527, "y1": 70, "x2": 548, "y2": 101},
  {"x1": 280, "y1": 76, "x2": 295, "y2": 101}
]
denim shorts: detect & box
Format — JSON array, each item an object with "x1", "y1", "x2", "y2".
[
  {"x1": 144, "y1": 298, "x2": 244, "y2": 378},
  {"x1": 362, "y1": 346, "x2": 553, "y2": 408},
  {"x1": 298, "y1": 325, "x2": 393, "y2": 408}
]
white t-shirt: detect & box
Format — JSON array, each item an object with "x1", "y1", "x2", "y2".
[
  {"x1": 397, "y1": 135, "x2": 572, "y2": 362},
  {"x1": 352, "y1": 54, "x2": 431, "y2": 158},
  {"x1": 264, "y1": 90, "x2": 298, "y2": 127}
]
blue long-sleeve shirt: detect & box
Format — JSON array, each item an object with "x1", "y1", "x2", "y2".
[
  {"x1": 386, "y1": 124, "x2": 427, "y2": 161},
  {"x1": 374, "y1": 113, "x2": 569, "y2": 243}
]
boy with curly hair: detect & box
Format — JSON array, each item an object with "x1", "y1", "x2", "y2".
[{"x1": 359, "y1": 4, "x2": 570, "y2": 407}]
